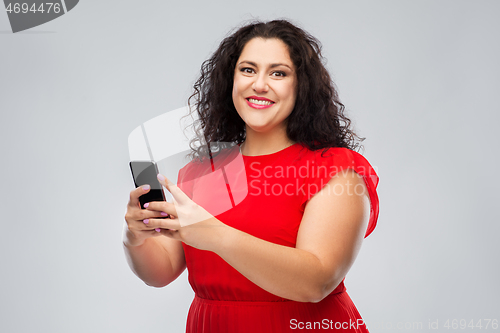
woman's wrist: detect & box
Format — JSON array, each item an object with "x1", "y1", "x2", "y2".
[{"x1": 210, "y1": 220, "x2": 238, "y2": 256}]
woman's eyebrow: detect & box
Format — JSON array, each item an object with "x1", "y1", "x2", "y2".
[
  {"x1": 238, "y1": 60, "x2": 293, "y2": 70},
  {"x1": 272, "y1": 63, "x2": 292, "y2": 69}
]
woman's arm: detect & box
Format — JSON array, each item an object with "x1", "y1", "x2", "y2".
[
  {"x1": 150, "y1": 169, "x2": 370, "y2": 302},
  {"x1": 215, "y1": 169, "x2": 370, "y2": 302},
  {"x1": 123, "y1": 229, "x2": 186, "y2": 288},
  {"x1": 123, "y1": 186, "x2": 186, "y2": 288}
]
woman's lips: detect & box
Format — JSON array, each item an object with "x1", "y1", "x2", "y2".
[{"x1": 246, "y1": 97, "x2": 275, "y2": 109}]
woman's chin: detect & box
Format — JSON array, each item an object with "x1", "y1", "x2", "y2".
[{"x1": 245, "y1": 123, "x2": 274, "y2": 134}]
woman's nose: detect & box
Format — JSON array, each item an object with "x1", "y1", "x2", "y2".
[{"x1": 252, "y1": 73, "x2": 269, "y2": 93}]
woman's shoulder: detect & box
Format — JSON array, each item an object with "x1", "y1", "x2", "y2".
[
  {"x1": 291, "y1": 144, "x2": 369, "y2": 167},
  {"x1": 296, "y1": 144, "x2": 379, "y2": 238},
  {"x1": 304, "y1": 145, "x2": 377, "y2": 183}
]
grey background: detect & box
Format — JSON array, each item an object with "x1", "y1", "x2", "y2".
[{"x1": 1, "y1": 0, "x2": 499, "y2": 332}]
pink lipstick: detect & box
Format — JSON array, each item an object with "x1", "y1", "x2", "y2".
[{"x1": 246, "y1": 96, "x2": 275, "y2": 109}]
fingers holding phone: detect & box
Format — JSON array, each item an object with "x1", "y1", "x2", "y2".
[
  {"x1": 142, "y1": 200, "x2": 180, "y2": 230},
  {"x1": 124, "y1": 185, "x2": 167, "y2": 246}
]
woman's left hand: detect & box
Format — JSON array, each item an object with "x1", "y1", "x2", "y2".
[{"x1": 142, "y1": 174, "x2": 227, "y2": 251}]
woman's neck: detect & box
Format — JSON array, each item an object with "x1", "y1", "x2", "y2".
[{"x1": 240, "y1": 126, "x2": 295, "y2": 156}]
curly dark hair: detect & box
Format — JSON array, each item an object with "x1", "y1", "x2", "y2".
[{"x1": 186, "y1": 19, "x2": 363, "y2": 156}]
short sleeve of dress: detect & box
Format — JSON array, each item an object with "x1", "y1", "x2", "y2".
[{"x1": 299, "y1": 147, "x2": 379, "y2": 238}]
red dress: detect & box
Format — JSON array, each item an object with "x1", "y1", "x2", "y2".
[{"x1": 177, "y1": 143, "x2": 379, "y2": 332}]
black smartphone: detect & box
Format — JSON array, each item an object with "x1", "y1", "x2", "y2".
[{"x1": 129, "y1": 161, "x2": 166, "y2": 208}]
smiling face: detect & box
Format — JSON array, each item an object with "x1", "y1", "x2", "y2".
[{"x1": 232, "y1": 38, "x2": 297, "y2": 137}]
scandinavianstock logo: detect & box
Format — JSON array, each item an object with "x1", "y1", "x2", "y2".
[{"x1": 3, "y1": 0, "x2": 79, "y2": 33}]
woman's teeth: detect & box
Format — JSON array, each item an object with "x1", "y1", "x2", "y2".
[{"x1": 248, "y1": 98, "x2": 274, "y2": 106}]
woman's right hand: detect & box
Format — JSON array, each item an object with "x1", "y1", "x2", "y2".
[
  {"x1": 123, "y1": 185, "x2": 168, "y2": 247},
  {"x1": 123, "y1": 184, "x2": 187, "y2": 287}
]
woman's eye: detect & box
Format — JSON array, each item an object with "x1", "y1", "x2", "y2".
[
  {"x1": 272, "y1": 71, "x2": 286, "y2": 77},
  {"x1": 241, "y1": 67, "x2": 254, "y2": 74}
]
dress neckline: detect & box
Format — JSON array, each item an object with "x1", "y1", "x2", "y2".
[{"x1": 239, "y1": 142, "x2": 300, "y2": 158}]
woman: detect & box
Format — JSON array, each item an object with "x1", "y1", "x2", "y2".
[{"x1": 124, "y1": 19, "x2": 379, "y2": 332}]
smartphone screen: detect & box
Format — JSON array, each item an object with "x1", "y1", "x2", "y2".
[{"x1": 129, "y1": 161, "x2": 166, "y2": 208}]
